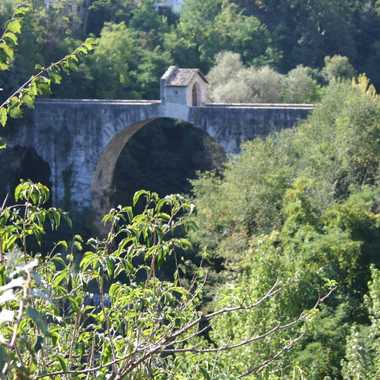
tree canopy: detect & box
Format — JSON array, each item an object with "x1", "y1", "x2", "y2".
[{"x1": 2, "y1": 0, "x2": 380, "y2": 101}]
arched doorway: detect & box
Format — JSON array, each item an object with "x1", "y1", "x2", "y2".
[
  {"x1": 91, "y1": 118, "x2": 225, "y2": 220},
  {"x1": 192, "y1": 83, "x2": 200, "y2": 106}
]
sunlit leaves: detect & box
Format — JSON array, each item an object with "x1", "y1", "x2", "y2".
[
  {"x1": 14, "y1": 180, "x2": 50, "y2": 206},
  {"x1": 0, "y1": 108, "x2": 7, "y2": 127},
  {"x1": 0, "y1": 181, "x2": 200, "y2": 377},
  {"x1": 0, "y1": 42, "x2": 14, "y2": 63},
  {"x1": 0, "y1": 37, "x2": 96, "y2": 128},
  {"x1": 100, "y1": 191, "x2": 195, "y2": 280},
  {"x1": 5, "y1": 20, "x2": 21, "y2": 35},
  {"x1": 0, "y1": 5, "x2": 29, "y2": 72},
  {"x1": 340, "y1": 266, "x2": 380, "y2": 378},
  {"x1": 0, "y1": 182, "x2": 69, "y2": 256},
  {"x1": 352, "y1": 74, "x2": 378, "y2": 98}
]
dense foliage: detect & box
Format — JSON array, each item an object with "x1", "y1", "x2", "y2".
[
  {"x1": 2, "y1": 0, "x2": 380, "y2": 101},
  {"x1": 2, "y1": 1, "x2": 380, "y2": 379},
  {"x1": 207, "y1": 51, "x2": 322, "y2": 103},
  {"x1": 0, "y1": 5, "x2": 329, "y2": 379},
  {"x1": 190, "y1": 78, "x2": 380, "y2": 377}
]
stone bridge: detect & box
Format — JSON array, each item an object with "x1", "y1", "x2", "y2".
[{"x1": 3, "y1": 67, "x2": 314, "y2": 219}]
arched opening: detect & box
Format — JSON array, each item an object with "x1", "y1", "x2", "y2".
[
  {"x1": 91, "y1": 118, "x2": 225, "y2": 219},
  {"x1": 192, "y1": 83, "x2": 200, "y2": 106},
  {"x1": 0, "y1": 146, "x2": 52, "y2": 205}
]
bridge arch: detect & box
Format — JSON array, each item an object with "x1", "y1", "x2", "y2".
[{"x1": 91, "y1": 117, "x2": 226, "y2": 220}]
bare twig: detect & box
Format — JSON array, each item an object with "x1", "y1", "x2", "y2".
[
  {"x1": 239, "y1": 333, "x2": 306, "y2": 378},
  {"x1": 0, "y1": 193, "x2": 8, "y2": 263},
  {"x1": 163, "y1": 303, "x2": 307, "y2": 354}
]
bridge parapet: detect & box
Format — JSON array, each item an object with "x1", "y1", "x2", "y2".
[
  {"x1": 36, "y1": 99, "x2": 162, "y2": 106},
  {"x1": 203, "y1": 103, "x2": 315, "y2": 110},
  {"x1": 188, "y1": 104, "x2": 312, "y2": 153}
]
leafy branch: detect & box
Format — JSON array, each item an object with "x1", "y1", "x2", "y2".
[
  {"x1": 0, "y1": 177, "x2": 336, "y2": 379},
  {"x1": 0, "y1": 4, "x2": 29, "y2": 72},
  {"x1": 0, "y1": 38, "x2": 97, "y2": 128}
]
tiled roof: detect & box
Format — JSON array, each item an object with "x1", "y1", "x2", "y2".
[{"x1": 164, "y1": 66, "x2": 208, "y2": 86}]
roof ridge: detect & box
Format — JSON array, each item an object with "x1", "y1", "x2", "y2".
[{"x1": 164, "y1": 67, "x2": 208, "y2": 87}]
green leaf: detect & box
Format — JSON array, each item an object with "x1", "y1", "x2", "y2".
[
  {"x1": 200, "y1": 367, "x2": 211, "y2": 380},
  {"x1": 133, "y1": 190, "x2": 150, "y2": 207},
  {"x1": 3, "y1": 32, "x2": 17, "y2": 45},
  {"x1": 56, "y1": 355, "x2": 67, "y2": 372},
  {"x1": 27, "y1": 307, "x2": 50, "y2": 336},
  {"x1": 0, "y1": 62, "x2": 8, "y2": 71},
  {"x1": 2, "y1": 234, "x2": 17, "y2": 251},
  {"x1": 0, "y1": 43, "x2": 14, "y2": 60},
  {"x1": 8, "y1": 98, "x2": 22, "y2": 118},
  {"x1": 0, "y1": 108, "x2": 7, "y2": 127},
  {"x1": 49, "y1": 72, "x2": 62, "y2": 85},
  {"x1": 122, "y1": 206, "x2": 133, "y2": 221},
  {"x1": 57, "y1": 240, "x2": 68, "y2": 250},
  {"x1": 53, "y1": 270, "x2": 68, "y2": 288},
  {"x1": 6, "y1": 20, "x2": 21, "y2": 34},
  {"x1": 21, "y1": 93, "x2": 35, "y2": 109},
  {"x1": 14, "y1": 6, "x2": 29, "y2": 17}
]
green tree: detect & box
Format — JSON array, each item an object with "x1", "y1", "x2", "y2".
[
  {"x1": 81, "y1": 22, "x2": 171, "y2": 99},
  {"x1": 244, "y1": 0, "x2": 362, "y2": 70},
  {"x1": 190, "y1": 77, "x2": 380, "y2": 376},
  {"x1": 322, "y1": 55, "x2": 356, "y2": 82},
  {"x1": 283, "y1": 65, "x2": 320, "y2": 103},
  {"x1": 165, "y1": 0, "x2": 278, "y2": 72},
  {"x1": 207, "y1": 51, "x2": 320, "y2": 104},
  {"x1": 342, "y1": 267, "x2": 380, "y2": 379},
  {"x1": 86, "y1": 0, "x2": 134, "y2": 35},
  {"x1": 187, "y1": 181, "x2": 380, "y2": 379}
]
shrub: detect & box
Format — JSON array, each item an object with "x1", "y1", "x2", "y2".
[
  {"x1": 322, "y1": 55, "x2": 356, "y2": 82},
  {"x1": 283, "y1": 65, "x2": 320, "y2": 103},
  {"x1": 207, "y1": 51, "x2": 321, "y2": 103}
]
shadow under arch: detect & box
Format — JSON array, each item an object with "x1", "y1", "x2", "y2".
[
  {"x1": 91, "y1": 117, "x2": 226, "y2": 223},
  {"x1": 0, "y1": 145, "x2": 52, "y2": 205}
]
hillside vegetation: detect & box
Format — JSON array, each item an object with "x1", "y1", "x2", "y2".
[
  {"x1": 190, "y1": 78, "x2": 380, "y2": 378},
  {"x1": 1, "y1": 0, "x2": 380, "y2": 101},
  {"x1": 1, "y1": 1, "x2": 380, "y2": 379}
]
